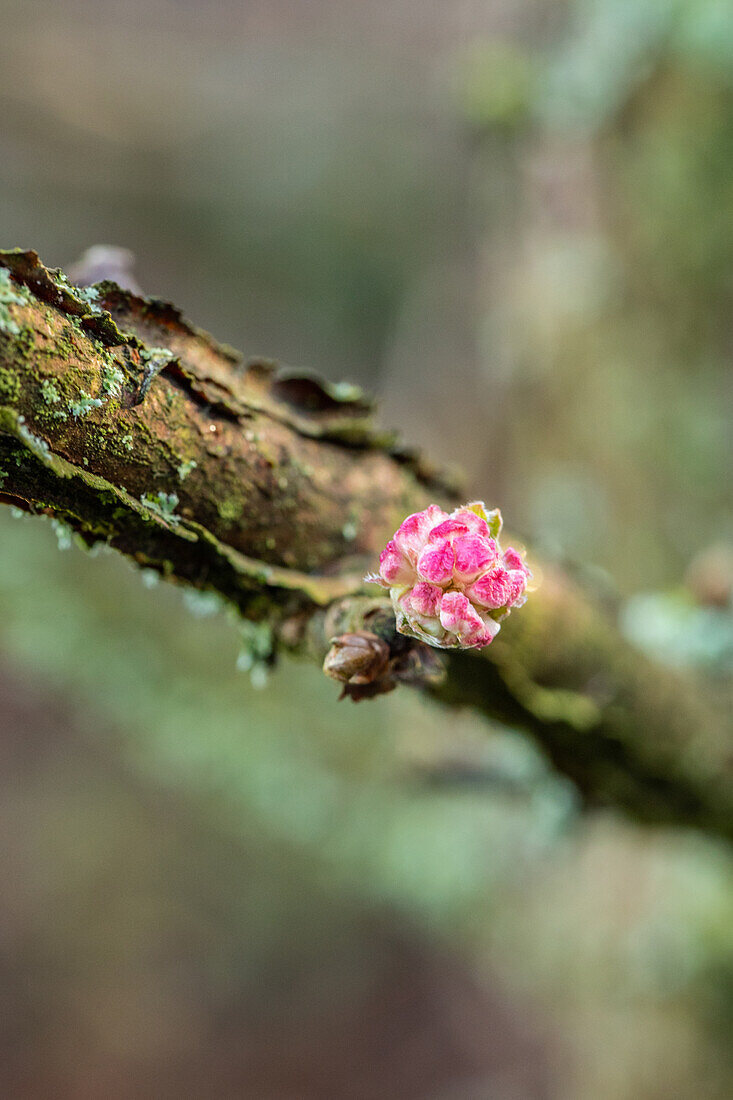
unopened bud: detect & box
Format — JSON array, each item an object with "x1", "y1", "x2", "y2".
[{"x1": 323, "y1": 631, "x2": 390, "y2": 685}]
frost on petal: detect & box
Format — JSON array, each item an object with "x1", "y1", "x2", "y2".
[
  {"x1": 439, "y1": 591, "x2": 486, "y2": 645},
  {"x1": 467, "y1": 566, "x2": 513, "y2": 610},
  {"x1": 394, "y1": 505, "x2": 448, "y2": 558},
  {"x1": 379, "y1": 539, "x2": 415, "y2": 586},
  {"x1": 417, "y1": 538, "x2": 455, "y2": 585},
  {"x1": 453, "y1": 534, "x2": 496, "y2": 582}
]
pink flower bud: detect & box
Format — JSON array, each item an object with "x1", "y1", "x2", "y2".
[{"x1": 367, "y1": 501, "x2": 532, "y2": 650}]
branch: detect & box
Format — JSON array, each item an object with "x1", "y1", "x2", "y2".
[{"x1": 1, "y1": 249, "x2": 731, "y2": 840}]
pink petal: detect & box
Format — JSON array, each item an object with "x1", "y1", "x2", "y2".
[
  {"x1": 467, "y1": 566, "x2": 513, "y2": 610},
  {"x1": 417, "y1": 539, "x2": 455, "y2": 585},
  {"x1": 467, "y1": 615, "x2": 501, "y2": 648},
  {"x1": 394, "y1": 505, "x2": 448, "y2": 558},
  {"x1": 379, "y1": 539, "x2": 416, "y2": 586},
  {"x1": 480, "y1": 615, "x2": 502, "y2": 640},
  {"x1": 427, "y1": 518, "x2": 470, "y2": 542},
  {"x1": 408, "y1": 581, "x2": 443, "y2": 616},
  {"x1": 506, "y1": 569, "x2": 527, "y2": 605},
  {"x1": 453, "y1": 535, "x2": 496, "y2": 582},
  {"x1": 394, "y1": 588, "x2": 445, "y2": 641},
  {"x1": 502, "y1": 547, "x2": 529, "y2": 574},
  {"x1": 439, "y1": 590, "x2": 485, "y2": 643},
  {"x1": 451, "y1": 508, "x2": 491, "y2": 539}
]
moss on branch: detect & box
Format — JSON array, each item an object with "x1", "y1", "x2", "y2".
[{"x1": 1, "y1": 248, "x2": 732, "y2": 841}]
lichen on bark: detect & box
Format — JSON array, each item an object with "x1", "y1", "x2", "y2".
[{"x1": 1, "y1": 247, "x2": 732, "y2": 842}]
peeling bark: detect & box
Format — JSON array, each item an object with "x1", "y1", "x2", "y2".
[{"x1": 1, "y1": 249, "x2": 731, "y2": 840}]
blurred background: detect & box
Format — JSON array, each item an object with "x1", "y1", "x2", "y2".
[{"x1": 1, "y1": 0, "x2": 733, "y2": 1096}]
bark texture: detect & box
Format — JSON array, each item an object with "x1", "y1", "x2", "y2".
[{"x1": 0, "y1": 249, "x2": 730, "y2": 839}]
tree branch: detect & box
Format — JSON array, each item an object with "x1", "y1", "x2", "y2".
[{"x1": 1, "y1": 249, "x2": 731, "y2": 840}]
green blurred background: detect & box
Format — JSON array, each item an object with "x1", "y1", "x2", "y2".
[{"x1": 1, "y1": 1, "x2": 733, "y2": 1096}]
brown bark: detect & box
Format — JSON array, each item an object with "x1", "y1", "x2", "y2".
[{"x1": 1, "y1": 249, "x2": 731, "y2": 839}]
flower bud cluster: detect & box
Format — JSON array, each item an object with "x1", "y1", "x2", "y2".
[{"x1": 368, "y1": 502, "x2": 530, "y2": 649}]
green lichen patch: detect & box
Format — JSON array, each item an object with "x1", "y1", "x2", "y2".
[
  {"x1": 0, "y1": 267, "x2": 26, "y2": 336},
  {"x1": 140, "y1": 490, "x2": 180, "y2": 524},
  {"x1": 0, "y1": 268, "x2": 24, "y2": 300},
  {"x1": 101, "y1": 363, "x2": 125, "y2": 397},
  {"x1": 40, "y1": 379, "x2": 61, "y2": 405},
  {"x1": 69, "y1": 391, "x2": 104, "y2": 418},
  {"x1": 177, "y1": 459, "x2": 197, "y2": 481},
  {"x1": 74, "y1": 284, "x2": 101, "y2": 305},
  {"x1": 140, "y1": 345, "x2": 174, "y2": 363}
]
